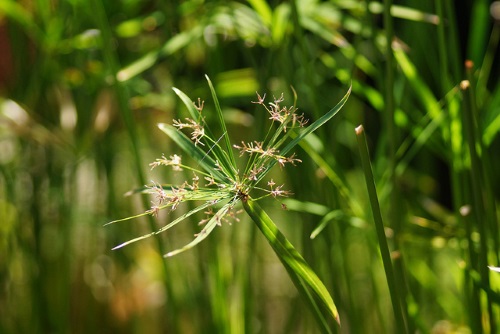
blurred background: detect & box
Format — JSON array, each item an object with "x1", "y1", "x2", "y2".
[{"x1": 1, "y1": 0, "x2": 500, "y2": 333}]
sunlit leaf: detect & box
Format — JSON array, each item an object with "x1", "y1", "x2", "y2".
[
  {"x1": 164, "y1": 202, "x2": 232, "y2": 257},
  {"x1": 110, "y1": 199, "x2": 227, "y2": 249},
  {"x1": 205, "y1": 74, "x2": 237, "y2": 173},
  {"x1": 256, "y1": 85, "x2": 352, "y2": 184},
  {"x1": 243, "y1": 199, "x2": 340, "y2": 328},
  {"x1": 157, "y1": 123, "x2": 228, "y2": 182},
  {"x1": 172, "y1": 85, "x2": 237, "y2": 180}
]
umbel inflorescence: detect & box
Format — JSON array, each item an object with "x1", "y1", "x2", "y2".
[
  {"x1": 150, "y1": 93, "x2": 305, "y2": 206},
  {"x1": 107, "y1": 79, "x2": 309, "y2": 257},
  {"x1": 107, "y1": 76, "x2": 350, "y2": 327}
]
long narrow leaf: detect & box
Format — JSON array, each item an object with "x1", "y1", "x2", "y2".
[
  {"x1": 156, "y1": 198, "x2": 229, "y2": 235},
  {"x1": 110, "y1": 199, "x2": 226, "y2": 250},
  {"x1": 112, "y1": 233, "x2": 155, "y2": 250},
  {"x1": 172, "y1": 87, "x2": 237, "y2": 180},
  {"x1": 279, "y1": 256, "x2": 333, "y2": 334},
  {"x1": 205, "y1": 75, "x2": 238, "y2": 172},
  {"x1": 104, "y1": 211, "x2": 153, "y2": 226},
  {"x1": 281, "y1": 85, "x2": 351, "y2": 157},
  {"x1": 164, "y1": 202, "x2": 232, "y2": 257},
  {"x1": 158, "y1": 123, "x2": 227, "y2": 182},
  {"x1": 355, "y1": 124, "x2": 408, "y2": 332},
  {"x1": 243, "y1": 199, "x2": 340, "y2": 327},
  {"x1": 256, "y1": 86, "x2": 351, "y2": 184},
  {"x1": 172, "y1": 87, "x2": 202, "y2": 121}
]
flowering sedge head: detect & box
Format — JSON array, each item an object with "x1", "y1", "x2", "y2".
[
  {"x1": 144, "y1": 91, "x2": 307, "y2": 220},
  {"x1": 108, "y1": 83, "x2": 310, "y2": 256}
]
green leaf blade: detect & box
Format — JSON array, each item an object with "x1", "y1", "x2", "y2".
[
  {"x1": 256, "y1": 85, "x2": 351, "y2": 183},
  {"x1": 281, "y1": 85, "x2": 351, "y2": 157},
  {"x1": 243, "y1": 199, "x2": 340, "y2": 329},
  {"x1": 172, "y1": 87, "x2": 201, "y2": 121},
  {"x1": 171, "y1": 86, "x2": 237, "y2": 180},
  {"x1": 205, "y1": 74, "x2": 238, "y2": 171},
  {"x1": 164, "y1": 203, "x2": 232, "y2": 257},
  {"x1": 157, "y1": 123, "x2": 227, "y2": 182}
]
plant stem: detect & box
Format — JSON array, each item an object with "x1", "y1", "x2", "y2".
[
  {"x1": 383, "y1": 1, "x2": 410, "y2": 331},
  {"x1": 355, "y1": 125, "x2": 407, "y2": 333},
  {"x1": 243, "y1": 199, "x2": 338, "y2": 333},
  {"x1": 461, "y1": 67, "x2": 496, "y2": 333},
  {"x1": 90, "y1": 0, "x2": 173, "y2": 317},
  {"x1": 92, "y1": 0, "x2": 165, "y2": 247}
]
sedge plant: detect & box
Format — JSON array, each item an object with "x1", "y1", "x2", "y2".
[{"x1": 106, "y1": 75, "x2": 351, "y2": 331}]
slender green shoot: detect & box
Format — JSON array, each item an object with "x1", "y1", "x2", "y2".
[
  {"x1": 106, "y1": 78, "x2": 350, "y2": 329},
  {"x1": 460, "y1": 73, "x2": 496, "y2": 333},
  {"x1": 243, "y1": 198, "x2": 339, "y2": 331},
  {"x1": 355, "y1": 124, "x2": 407, "y2": 333}
]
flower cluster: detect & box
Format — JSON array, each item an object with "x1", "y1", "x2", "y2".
[
  {"x1": 252, "y1": 92, "x2": 309, "y2": 131},
  {"x1": 145, "y1": 91, "x2": 307, "y2": 221},
  {"x1": 109, "y1": 85, "x2": 310, "y2": 256},
  {"x1": 145, "y1": 181, "x2": 186, "y2": 217},
  {"x1": 267, "y1": 179, "x2": 293, "y2": 198},
  {"x1": 233, "y1": 141, "x2": 302, "y2": 168},
  {"x1": 149, "y1": 154, "x2": 183, "y2": 171},
  {"x1": 171, "y1": 98, "x2": 206, "y2": 146},
  {"x1": 173, "y1": 118, "x2": 205, "y2": 146}
]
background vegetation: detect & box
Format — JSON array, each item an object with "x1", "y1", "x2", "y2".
[{"x1": 1, "y1": 0, "x2": 500, "y2": 333}]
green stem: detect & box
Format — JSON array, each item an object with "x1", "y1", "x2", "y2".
[
  {"x1": 436, "y1": 0, "x2": 450, "y2": 95},
  {"x1": 92, "y1": 0, "x2": 162, "y2": 241},
  {"x1": 382, "y1": 3, "x2": 411, "y2": 331},
  {"x1": 461, "y1": 68, "x2": 496, "y2": 333},
  {"x1": 243, "y1": 199, "x2": 339, "y2": 333},
  {"x1": 90, "y1": 0, "x2": 172, "y2": 310},
  {"x1": 355, "y1": 125, "x2": 407, "y2": 333},
  {"x1": 443, "y1": 0, "x2": 462, "y2": 81},
  {"x1": 467, "y1": 0, "x2": 490, "y2": 64}
]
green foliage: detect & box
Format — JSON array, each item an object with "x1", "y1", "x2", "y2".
[
  {"x1": 105, "y1": 78, "x2": 349, "y2": 330},
  {"x1": 1, "y1": 0, "x2": 500, "y2": 333}
]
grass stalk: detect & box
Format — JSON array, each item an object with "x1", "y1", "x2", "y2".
[
  {"x1": 383, "y1": 1, "x2": 411, "y2": 331},
  {"x1": 467, "y1": 0, "x2": 490, "y2": 64},
  {"x1": 383, "y1": 0, "x2": 395, "y2": 142},
  {"x1": 383, "y1": 0, "x2": 398, "y2": 235},
  {"x1": 475, "y1": 22, "x2": 500, "y2": 264},
  {"x1": 435, "y1": 0, "x2": 450, "y2": 95},
  {"x1": 243, "y1": 198, "x2": 338, "y2": 333},
  {"x1": 355, "y1": 125, "x2": 407, "y2": 333},
  {"x1": 289, "y1": 0, "x2": 322, "y2": 121},
  {"x1": 436, "y1": 3, "x2": 485, "y2": 331},
  {"x1": 91, "y1": 0, "x2": 167, "y2": 252},
  {"x1": 90, "y1": 2, "x2": 174, "y2": 323},
  {"x1": 443, "y1": 0, "x2": 462, "y2": 81},
  {"x1": 461, "y1": 68, "x2": 496, "y2": 333}
]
